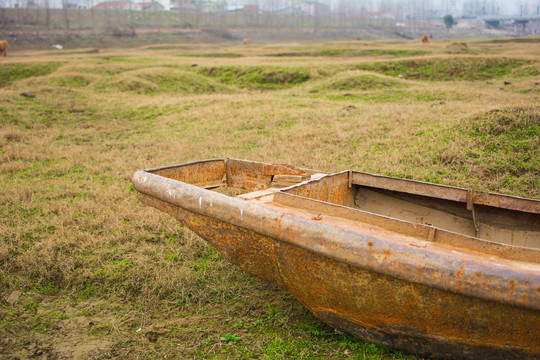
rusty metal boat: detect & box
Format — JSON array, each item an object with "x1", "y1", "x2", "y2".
[{"x1": 132, "y1": 158, "x2": 540, "y2": 360}]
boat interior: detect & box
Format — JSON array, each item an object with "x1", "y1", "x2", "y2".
[{"x1": 146, "y1": 158, "x2": 540, "y2": 258}]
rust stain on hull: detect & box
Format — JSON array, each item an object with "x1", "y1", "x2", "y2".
[{"x1": 133, "y1": 158, "x2": 540, "y2": 360}]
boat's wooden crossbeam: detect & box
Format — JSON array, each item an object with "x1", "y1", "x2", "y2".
[{"x1": 270, "y1": 174, "x2": 310, "y2": 187}]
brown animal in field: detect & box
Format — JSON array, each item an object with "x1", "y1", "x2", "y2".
[
  {"x1": 243, "y1": 38, "x2": 249, "y2": 45},
  {"x1": 0, "y1": 40, "x2": 7, "y2": 57},
  {"x1": 421, "y1": 35, "x2": 430, "y2": 44}
]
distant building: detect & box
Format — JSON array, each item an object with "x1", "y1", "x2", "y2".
[
  {"x1": 140, "y1": 1, "x2": 163, "y2": 10},
  {"x1": 273, "y1": 6, "x2": 305, "y2": 15},
  {"x1": 243, "y1": 4, "x2": 259, "y2": 14},
  {"x1": 92, "y1": 1, "x2": 141, "y2": 10},
  {"x1": 170, "y1": 0, "x2": 202, "y2": 11},
  {"x1": 298, "y1": 1, "x2": 329, "y2": 16},
  {"x1": 67, "y1": 0, "x2": 89, "y2": 9}
]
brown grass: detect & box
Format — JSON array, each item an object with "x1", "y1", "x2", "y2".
[{"x1": 0, "y1": 39, "x2": 538, "y2": 359}]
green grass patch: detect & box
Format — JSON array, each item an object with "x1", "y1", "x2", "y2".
[
  {"x1": 144, "y1": 45, "x2": 192, "y2": 50},
  {"x1": 178, "y1": 52, "x2": 244, "y2": 58},
  {"x1": 267, "y1": 48, "x2": 427, "y2": 57},
  {"x1": 457, "y1": 106, "x2": 540, "y2": 196},
  {"x1": 511, "y1": 63, "x2": 540, "y2": 77},
  {"x1": 368, "y1": 105, "x2": 539, "y2": 197},
  {"x1": 310, "y1": 72, "x2": 406, "y2": 92},
  {"x1": 480, "y1": 37, "x2": 540, "y2": 44},
  {"x1": 95, "y1": 56, "x2": 154, "y2": 64},
  {"x1": 0, "y1": 62, "x2": 62, "y2": 87},
  {"x1": 445, "y1": 42, "x2": 476, "y2": 54},
  {"x1": 46, "y1": 49, "x2": 100, "y2": 56},
  {"x1": 357, "y1": 57, "x2": 533, "y2": 81},
  {"x1": 366, "y1": 49, "x2": 427, "y2": 57},
  {"x1": 75, "y1": 63, "x2": 149, "y2": 76},
  {"x1": 47, "y1": 73, "x2": 97, "y2": 87},
  {"x1": 197, "y1": 65, "x2": 310, "y2": 90},
  {"x1": 324, "y1": 89, "x2": 447, "y2": 103},
  {"x1": 1, "y1": 94, "x2": 99, "y2": 127},
  {"x1": 95, "y1": 67, "x2": 232, "y2": 95},
  {"x1": 363, "y1": 89, "x2": 445, "y2": 102}
]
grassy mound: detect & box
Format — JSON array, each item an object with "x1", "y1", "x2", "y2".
[
  {"x1": 511, "y1": 63, "x2": 540, "y2": 77},
  {"x1": 310, "y1": 72, "x2": 406, "y2": 92},
  {"x1": 445, "y1": 42, "x2": 474, "y2": 54},
  {"x1": 46, "y1": 49, "x2": 100, "y2": 56},
  {"x1": 267, "y1": 48, "x2": 427, "y2": 57},
  {"x1": 378, "y1": 106, "x2": 539, "y2": 197},
  {"x1": 481, "y1": 37, "x2": 540, "y2": 44},
  {"x1": 96, "y1": 67, "x2": 232, "y2": 95},
  {"x1": 75, "y1": 63, "x2": 148, "y2": 76},
  {"x1": 144, "y1": 45, "x2": 192, "y2": 50},
  {"x1": 0, "y1": 62, "x2": 62, "y2": 87},
  {"x1": 178, "y1": 52, "x2": 244, "y2": 58},
  {"x1": 446, "y1": 106, "x2": 539, "y2": 196},
  {"x1": 45, "y1": 72, "x2": 98, "y2": 87},
  {"x1": 323, "y1": 89, "x2": 449, "y2": 103},
  {"x1": 358, "y1": 57, "x2": 532, "y2": 81},
  {"x1": 95, "y1": 55, "x2": 154, "y2": 64},
  {"x1": 365, "y1": 49, "x2": 427, "y2": 57},
  {"x1": 197, "y1": 65, "x2": 310, "y2": 90}
]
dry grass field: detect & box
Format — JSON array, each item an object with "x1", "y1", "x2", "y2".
[{"x1": 0, "y1": 38, "x2": 539, "y2": 359}]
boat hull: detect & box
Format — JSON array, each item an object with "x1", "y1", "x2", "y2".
[
  {"x1": 137, "y1": 191, "x2": 540, "y2": 360},
  {"x1": 133, "y1": 159, "x2": 540, "y2": 359}
]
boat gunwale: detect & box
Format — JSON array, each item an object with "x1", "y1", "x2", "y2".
[
  {"x1": 132, "y1": 166, "x2": 540, "y2": 311},
  {"x1": 143, "y1": 158, "x2": 227, "y2": 174},
  {"x1": 146, "y1": 158, "x2": 540, "y2": 215},
  {"x1": 350, "y1": 171, "x2": 540, "y2": 214},
  {"x1": 272, "y1": 190, "x2": 540, "y2": 263}
]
